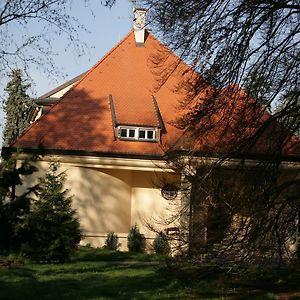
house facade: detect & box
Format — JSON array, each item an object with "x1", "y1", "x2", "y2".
[
  {"x1": 8, "y1": 9, "x2": 191, "y2": 250},
  {"x1": 5, "y1": 9, "x2": 300, "y2": 253}
]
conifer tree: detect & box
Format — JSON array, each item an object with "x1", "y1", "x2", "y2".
[
  {"x1": 21, "y1": 163, "x2": 81, "y2": 262},
  {"x1": 2, "y1": 69, "x2": 35, "y2": 146},
  {"x1": 0, "y1": 155, "x2": 37, "y2": 254}
]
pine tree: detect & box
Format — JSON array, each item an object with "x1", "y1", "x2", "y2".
[
  {"x1": 2, "y1": 69, "x2": 35, "y2": 146},
  {"x1": 0, "y1": 155, "x2": 37, "y2": 254},
  {"x1": 21, "y1": 163, "x2": 81, "y2": 262}
]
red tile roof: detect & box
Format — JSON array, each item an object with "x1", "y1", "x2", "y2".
[
  {"x1": 13, "y1": 31, "x2": 300, "y2": 160},
  {"x1": 14, "y1": 31, "x2": 185, "y2": 157}
]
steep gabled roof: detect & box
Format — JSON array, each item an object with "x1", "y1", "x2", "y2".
[
  {"x1": 11, "y1": 30, "x2": 300, "y2": 161},
  {"x1": 13, "y1": 31, "x2": 185, "y2": 157}
]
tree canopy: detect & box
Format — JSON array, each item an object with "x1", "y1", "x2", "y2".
[
  {"x1": 2, "y1": 69, "x2": 35, "y2": 146},
  {"x1": 141, "y1": 0, "x2": 300, "y2": 262},
  {"x1": 143, "y1": 0, "x2": 300, "y2": 138},
  {"x1": 0, "y1": 0, "x2": 114, "y2": 76}
]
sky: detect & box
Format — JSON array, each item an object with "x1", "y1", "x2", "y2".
[{"x1": 0, "y1": 0, "x2": 134, "y2": 144}]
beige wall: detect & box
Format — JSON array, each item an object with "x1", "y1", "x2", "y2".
[
  {"x1": 17, "y1": 156, "x2": 300, "y2": 253},
  {"x1": 131, "y1": 171, "x2": 180, "y2": 236},
  {"x1": 65, "y1": 167, "x2": 132, "y2": 234},
  {"x1": 18, "y1": 158, "x2": 180, "y2": 250}
]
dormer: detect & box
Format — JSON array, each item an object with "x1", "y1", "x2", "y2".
[{"x1": 109, "y1": 94, "x2": 164, "y2": 143}]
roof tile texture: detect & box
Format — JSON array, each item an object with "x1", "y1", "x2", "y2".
[
  {"x1": 15, "y1": 32, "x2": 185, "y2": 156},
  {"x1": 14, "y1": 31, "x2": 300, "y2": 159}
]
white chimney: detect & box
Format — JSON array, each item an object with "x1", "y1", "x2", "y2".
[{"x1": 133, "y1": 8, "x2": 147, "y2": 45}]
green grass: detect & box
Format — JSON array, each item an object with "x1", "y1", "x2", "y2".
[
  {"x1": 0, "y1": 247, "x2": 300, "y2": 299},
  {"x1": 71, "y1": 246, "x2": 164, "y2": 262}
]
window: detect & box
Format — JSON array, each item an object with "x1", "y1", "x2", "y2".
[
  {"x1": 138, "y1": 128, "x2": 155, "y2": 140},
  {"x1": 129, "y1": 129, "x2": 135, "y2": 138},
  {"x1": 147, "y1": 131, "x2": 154, "y2": 139},
  {"x1": 161, "y1": 184, "x2": 178, "y2": 200},
  {"x1": 138, "y1": 129, "x2": 146, "y2": 139},
  {"x1": 117, "y1": 126, "x2": 157, "y2": 141},
  {"x1": 120, "y1": 128, "x2": 127, "y2": 138}
]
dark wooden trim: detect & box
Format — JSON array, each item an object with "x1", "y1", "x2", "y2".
[
  {"x1": 38, "y1": 72, "x2": 87, "y2": 99},
  {"x1": 35, "y1": 97, "x2": 60, "y2": 106},
  {"x1": 109, "y1": 94, "x2": 118, "y2": 127},
  {"x1": 3, "y1": 146, "x2": 300, "y2": 163},
  {"x1": 152, "y1": 95, "x2": 165, "y2": 131},
  {"x1": 2, "y1": 147, "x2": 164, "y2": 161}
]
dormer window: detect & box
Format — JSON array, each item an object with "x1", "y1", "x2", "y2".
[{"x1": 118, "y1": 126, "x2": 157, "y2": 142}]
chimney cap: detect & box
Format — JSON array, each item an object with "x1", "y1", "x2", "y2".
[{"x1": 133, "y1": 7, "x2": 147, "y2": 45}]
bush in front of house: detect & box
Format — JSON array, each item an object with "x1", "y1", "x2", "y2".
[
  {"x1": 152, "y1": 232, "x2": 170, "y2": 255},
  {"x1": 127, "y1": 225, "x2": 146, "y2": 253},
  {"x1": 19, "y1": 163, "x2": 81, "y2": 263},
  {"x1": 104, "y1": 232, "x2": 120, "y2": 251}
]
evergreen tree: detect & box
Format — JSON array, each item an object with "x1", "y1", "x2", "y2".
[
  {"x1": 21, "y1": 163, "x2": 81, "y2": 262},
  {"x1": 127, "y1": 225, "x2": 146, "y2": 253},
  {"x1": 0, "y1": 155, "x2": 37, "y2": 254},
  {"x1": 2, "y1": 69, "x2": 35, "y2": 146}
]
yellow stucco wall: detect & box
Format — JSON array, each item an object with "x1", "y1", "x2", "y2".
[
  {"x1": 66, "y1": 167, "x2": 132, "y2": 235},
  {"x1": 18, "y1": 159, "x2": 180, "y2": 250},
  {"x1": 131, "y1": 171, "x2": 180, "y2": 236}
]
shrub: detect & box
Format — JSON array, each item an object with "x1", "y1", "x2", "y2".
[
  {"x1": 20, "y1": 163, "x2": 81, "y2": 263},
  {"x1": 104, "y1": 232, "x2": 120, "y2": 251},
  {"x1": 153, "y1": 232, "x2": 170, "y2": 255},
  {"x1": 127, "y1": 225, "x2": 146, "y2": 253}
]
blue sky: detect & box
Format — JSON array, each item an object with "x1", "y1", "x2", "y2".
[{"x1": 0, "y1": 0, "x2": 133, "y2": 143}]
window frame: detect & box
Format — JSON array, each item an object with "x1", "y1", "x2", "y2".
[{"x1": 117, "y1": 126, "x2": 157, "y2": 142}]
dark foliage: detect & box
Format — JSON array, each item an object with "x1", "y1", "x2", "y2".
[
  {"x1": 2, "y1": 69, "x2": 36, "y2": 146},
  {"x1": 141, "y1": 0, "x2": 300, "y2": 263},
  {"x1": 127, "y1": 225, "x2": 146, "y2": 253},
  {"x1": 0, "y1": 155, "x2": 37, "y2": 254},
  {"x1": 20, "y1": 163, "x2": 81, "y2": 263},
  {"x1": 152, "y1": 232, "x2": 170, "y2": 255},
  {"x1": 104, "y1": 232, "x2": 120, "y2": 251}
]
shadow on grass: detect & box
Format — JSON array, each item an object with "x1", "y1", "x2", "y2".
[
  {"x1": 0, "y1": 261, "x2": 243, "y2": 300},
  {"x1": 1, "y1": 256, "x2": 300, "y2": 299},
  {"x1": 0, "y1": 265, "x2": 184, "y2": 300}
]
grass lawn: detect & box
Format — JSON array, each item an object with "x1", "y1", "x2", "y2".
[{"x1": 1, "y1": 247, "x2": 300, "y2": 299}]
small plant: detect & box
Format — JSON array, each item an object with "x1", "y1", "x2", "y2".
[
  {"x1": 127, "y1": 225, "x2": 146, "y2": 253},
  {"x1": 153, "y1": 232, "x2": 170, "y2": 255},
  {"x1": 104, "y1": 232, "x2": 120, "y2": 251}
]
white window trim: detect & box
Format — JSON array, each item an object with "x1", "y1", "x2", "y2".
[{"x1": 117, "y1": 126, "x2": 157, "y2": 141}]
